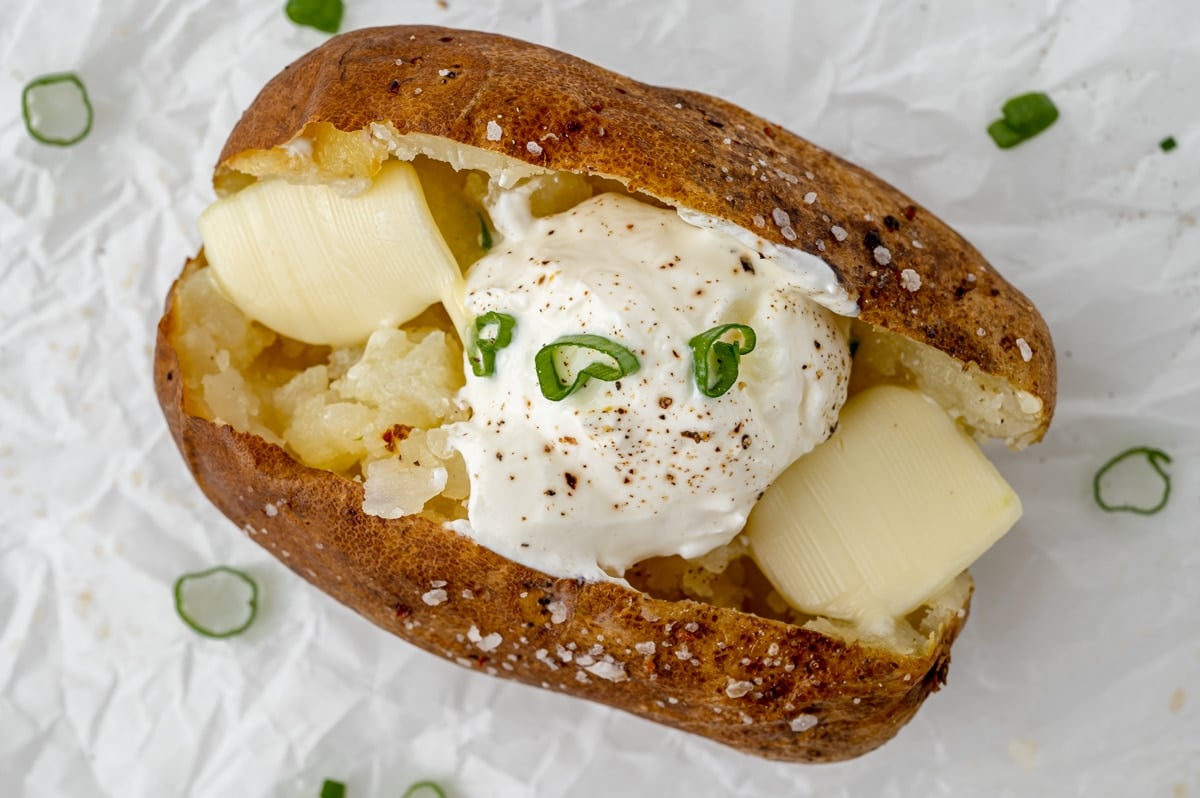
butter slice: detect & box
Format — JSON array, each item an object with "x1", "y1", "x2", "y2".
[
  {"x1": 746, "y1": 384, "x2": 1021, "y2": 631},
  {"x1": 199, "y1": 160, "x2": 464, "y2": 347}
]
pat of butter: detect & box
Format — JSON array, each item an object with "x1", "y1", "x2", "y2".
[
  {"x1": 745, "y1": 384, "x2": 1021, "y2": 631},
  {"x1": 198, "y1": 160, "x2": 465, "y2": 347}
]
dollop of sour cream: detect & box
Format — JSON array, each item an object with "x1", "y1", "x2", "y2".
[{"x1": 447, "y1": 193, "x2": 850, "y2": 581}]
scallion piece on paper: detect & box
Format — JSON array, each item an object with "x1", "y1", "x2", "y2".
[
  {"x1": 1160, "y1": 136, "x2": 1178, "y2": 153},
  {"x1": 320, "y1": 780, "x2": 346, "y2": 798},
  {"x1": 987, "y1": 91, "x2": 1058, "y2": 149},
  {"x1": 21, "y1": 72, "x2": 93, "y2": 147},
  {"x1": 535, "y1": 334, "x2": 640, "y2": 401},
  {"x1": 173, "y1": 566, "x2": 259, "y2": 638},
  {"x1": 1092, "y1": 446, "x2": 1172, "y2": 516},
  {"x1": 285, "y1": 0, "x2": 344, "y2": 34},
  {"x1": 402, "y1": 781, "x2": 448, "y2": 798},
  {"x1": 689, "y1": 324, "x2": 757, "y2": 398},
  {"x1": 467, "y1": 311, "x2": 516, "y2": 377}
]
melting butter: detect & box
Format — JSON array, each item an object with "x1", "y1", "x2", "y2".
[
  {"x1": 746, "y1": 384, "x2": 1021, "y2": 633},
  {"x1": 198, "y1": 160, "x2": 464, "y2": 347}
]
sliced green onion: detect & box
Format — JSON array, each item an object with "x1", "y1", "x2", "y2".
[
  {"x1": 320, "y1": 780, "x2": 346, "y2": 798},
  {"x1": 285, "y1": 0, "x2": 343, "y2": 33},
  {"x1": 988, "y1": 91, "x2": 1058, "y2": 149},
  {"x1": 467, "y1": 311, "x2": 516, "y2": 377},
  {"x1": 402, "y1": 781, "x2": 447, "y2": 798},
  {"x1": 173, "y1": 566, "x2": 259, "y2": 638},
  {"x1": 1093, "y1": 446, "x2": 1172, "y2": 515},
  {"x1": 477, "y1": 212, "x2": 493, "y2": 251},
  {"x1": 1160, "y1": 136, "x2": 1178, "y2": 153},
  {"x1": 689, "y1": 324, "x2": 756, "y2": 398},
  {"x1": 535, "y1": 334, "x2": 640, "y2": 401},
  {"x1": 986, "y1": 119, "x2": 1027, "y2": 150},
  {"x1": 21, "y1": 73, "x2": 93, "y2": 147}
]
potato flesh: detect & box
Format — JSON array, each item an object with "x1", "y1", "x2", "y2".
[{"x1": 173, "y1": 267, "x2": 470, "y2": 522}]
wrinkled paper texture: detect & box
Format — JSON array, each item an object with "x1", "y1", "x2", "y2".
[{"x1": 2, "y1": 0, "x2": 1199, "y2": 795}]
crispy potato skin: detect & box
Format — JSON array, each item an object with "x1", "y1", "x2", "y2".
[
  {"x1": 157, "y1": 259, "x2": 968, "y2": 762},
  {"x1": 219, "y1": 25, "x2": 1055, "y2": 433}
]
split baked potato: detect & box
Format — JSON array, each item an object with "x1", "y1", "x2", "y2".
[{"x1": 154, "y1": 26, "x2": 1055, "y2": 762}]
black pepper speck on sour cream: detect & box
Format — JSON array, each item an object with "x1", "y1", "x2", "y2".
[{"x1": 446, "y1": 192, "x2": 852, "y2": 581}]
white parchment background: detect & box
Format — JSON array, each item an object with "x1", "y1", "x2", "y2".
[{"x1": 3, "y1": 0, "x2": 1199, "y2": 795}]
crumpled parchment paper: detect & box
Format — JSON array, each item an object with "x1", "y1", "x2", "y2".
[{"x1": 3, "y1": 0, "x2": 1199, "y2": 795}]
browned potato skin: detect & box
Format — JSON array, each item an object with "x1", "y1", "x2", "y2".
[
  {"x1": 157, "y1": 261, "x2": 967, "y2": 763},
  {"x1": 152, "y1": 25, "x2": 1059, "y2": 761}
]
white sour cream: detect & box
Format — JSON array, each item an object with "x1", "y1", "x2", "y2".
[{"x1": 447, "y1": 193, "x2": 850, "y2": 581}]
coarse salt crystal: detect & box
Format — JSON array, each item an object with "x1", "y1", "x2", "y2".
[
  {"x1": 413, "y1": 88, "x2": 423, "y2": 96},
  {"x1": 740, "y1": 712, "x2": 754, "y2": 725},
  {"x1": 803, "y1": 192, "x2": 817, "y2": 204},
  {"x1": 805, "y1": 170, "x2": 815, "y2": 179},
  {"x1": 723, "y1": 137, "x2": 732, "y2": 145},
  {"x1": 486, "y1": 120, "x2": 502, "y2": 141},
  {"x1": 780, "y1": 225, "x2": 797, "y2": 241},
  {"x1": 422, "y1": 588, "x2": 447, "y2": 606},
  {"x1": 585, "y1": 660, "x2": 628, "y2": 682},
  {"x1": 977, "y1": 327, "x2": 987, "y2": 337},
  {"x1": 873, "y1": 246, "x2": 892, "y2": 266},
  {"x1": 771, "y1": 208, "x2": 791, "y2": 228},
  {"x1": 479, "y1": 632, "x2": 502, "y2": 651},
  {"x1": 1016, "y1": 338, "x2": 1033, "y2": 362},
  {"x1": 430, "y1": 580, "x2": 447, "y2": 588},
  {"x1": 667, "y1": 696, "x2": 679, "y2": 704},
  {"x1": 831, "y1": 226, "x2": 848, "y2": 242},
  {"x1": 816, "y1": 240, "x2": 826, "y2": 251},
  {"x1": 900, "y1": 269, "x2": 922, "y2": 292},
  {"x1": 264, "y1": 503, "x2": 278, "y2": 517},
  {"x1": 556, "y1": 644, "x2": 573, "y2": 662},
  {"x1": 790, "y1": 714, "x2": 819, "y2": 733},
  {"x1": 394, "y1": 58, "x2": 404, "y2": 65},
  {"x1": 767, "y1": 643, "x2": 779, "y2": 656},
  {"x1": 674, "y1": 644, "x2": 692, "y2": 660},
  {"x1": 546, "y1": 600, "x2": 567, "y2": 624},
  {"x1": 635, "y1": 641, "x2": 656, "y2": 656},
  {"x1": 752, "y1": 215, "x2": 766, "y2": 228},
  {"x1": 911, "y1": 239, "x2": 923, "y2": 249},
  {"x1": 462, "y1": 589, "x2": 474, "y2": 599},
  {"x1": 438, "y1": 68, "x2": 451, "y2": 77},
  {"x1": 526, "y1": 141, "x2": 543, "y2": 156},
  {"x1": 575, "y1": 670, "x2": 589, "y2": 683},
  {"x1": 966, "y1": 273, "x2": 977, "y2": 283},
  {"x1": 684, "y1": 622, "x2": 699, "y2": 633},
  {"x1": 674, "y1": 102, "x2": 683, "y2": 109},
  {"x1": 725, "y1": 679, "x2": 755, "y2": 698}
]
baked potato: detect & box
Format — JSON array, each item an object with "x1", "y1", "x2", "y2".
[{"x1": 154, "y1": 25, "x2": 1055, "y2": 762}]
